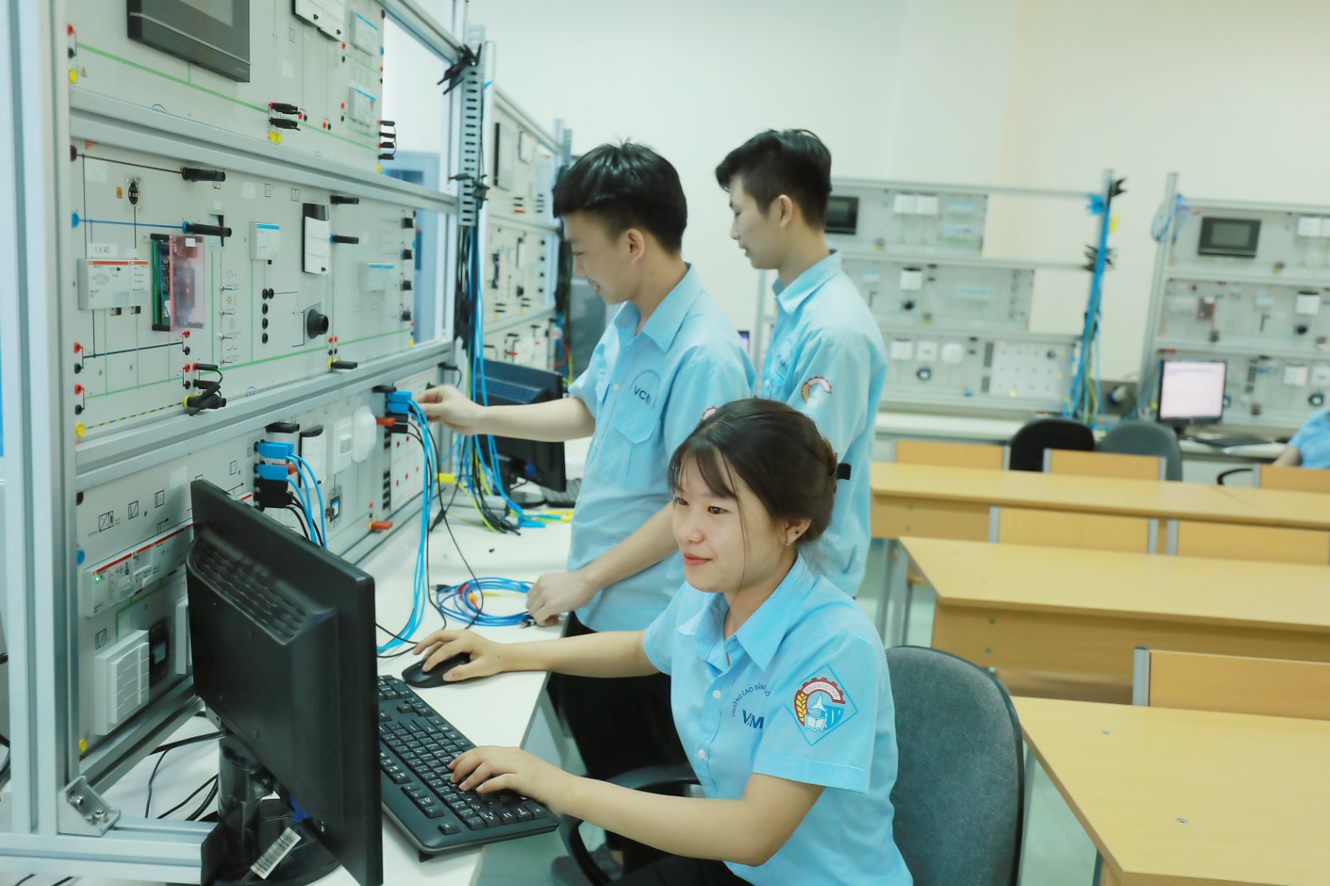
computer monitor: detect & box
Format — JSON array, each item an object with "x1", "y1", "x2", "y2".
[
  {"x1": 1157, "y1": 359, "x2": 1227, "y2": 426},
  {"x1": 480, "y1": 359, "x2": 567, "y2": 493},
  {"x1": 187, "y1": 480, "x2": 381, "y2": 885}
]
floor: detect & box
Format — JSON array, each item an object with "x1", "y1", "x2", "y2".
[{"x1": 475, "y1": 540, "x2": 1101, "y2": 885}]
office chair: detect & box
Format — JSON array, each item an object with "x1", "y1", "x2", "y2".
[
  {"x1": 558, "y1": 646, "x2": 1025, "y2": 886},
  {"x1": 1098, "y1": 419, "x2": 1183, "y2": 480},
  {"x1": 1007, "y1": 417, "x2": 1093, "y2": 472}
]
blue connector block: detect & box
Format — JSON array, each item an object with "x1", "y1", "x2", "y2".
[
  {"x1": 256, "y1": 462, "x2": 288, "y2": 482},
  {"x1": 256, "y1": 440, "x2": 295, "y2": 460},
  {"x1": 386, "y1": 390, "x2": 414, "y2": 416}
]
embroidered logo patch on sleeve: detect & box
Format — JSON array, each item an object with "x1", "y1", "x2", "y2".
[
  {"x1": 800, "y1": 376, "x2": 832, "y2": 405},
  {"x1": 789, "y1": 665, "x2": 858, "y2": 746},
  {"x1": 700, "y1": 405, "x2": 718, "y2": 421}
]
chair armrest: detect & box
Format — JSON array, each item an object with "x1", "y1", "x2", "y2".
[
  {"x1": 557, "y1": 764, "x2": 700, "y2": 884},
  {"x1": 1216, "y1": 467, "x2": 1253, "y2": 485}
]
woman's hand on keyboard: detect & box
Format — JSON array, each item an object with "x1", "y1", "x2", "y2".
[{"x1": 449, "y1": 745, "x2": 571, "y2": 811}]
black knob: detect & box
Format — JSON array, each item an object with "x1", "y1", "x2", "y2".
[
  {"x1": 902, "y1": 300, "x2": 916, "y2": 311},
  {"x1": 916, "y1": 367, "x2": 932, "y2": 381},
  {"x1": 1310, "y1": 392, "x2": 1325, "y2": 408},
  {"x1": 306, "y1": 308, "x2": 329, "y2": 338}
]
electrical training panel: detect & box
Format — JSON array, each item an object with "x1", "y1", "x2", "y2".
[
  {"x1": 61, "y1": 0, "x2": 451, "y2": 763},
  {"x1": 1142, "y1": 174, "x2": 1330, "y2": 431},
  {"x1": 478, "y1": 89, "x2": 565, "y2": 371},
  {"x1": 69, "y1": 1, "x2": 390, "y2": 172},
  {"x1": 826, "y1": 179, "x2": 1094, "y2": 414}
]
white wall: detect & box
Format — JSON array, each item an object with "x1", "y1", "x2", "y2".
[
  {"x1": 884, "y1": 0, "x2": 1018, "y2": 183},
  {"x1": 466, "y1": 0, "x2": 909, "y2": 332},
  {"x1": 997, "y1": 0, "x2": 1330, "y2": 381}
]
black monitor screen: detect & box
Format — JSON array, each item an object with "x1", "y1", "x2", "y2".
[
  {"x1": 1198, "y1": 217, "x2": 1260, "y2": 259},
  {"x1": 482, "y1": 360, "x2": 567, "y2": 492},
  {"x1": 825, "y1": 195, "x2": 859, "y2": 235},
  {"x1": 187, "y1": 481, "x2": 381, "y2": 885},
  {"x1": 128, "y1": 0, "x2": 250, "y2": 82}
]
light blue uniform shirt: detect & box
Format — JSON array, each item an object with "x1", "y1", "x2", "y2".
[
  {"x1": 1289, "y1": 409, "x2": 1330, "y2": 469},
  {"x1": 567, "y1": 267, "x2": 754, "y2": 632},
  {"x1": 643, "y1": 556, "x2": 910, "y2": 884},
  {"x1": 762, "y1": 252, "x2": 887, "y2": 596}
]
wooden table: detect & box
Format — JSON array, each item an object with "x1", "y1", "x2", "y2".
[
  {"x1": 1014, "y1": 696, "x2": 1330, "y2": 886},
  {"x1": 869, "y1": 463, "x2": 1330, "y2": 642},
  {"x1": 904, "y1": 537, "x2": 1330, "y2": 703}
]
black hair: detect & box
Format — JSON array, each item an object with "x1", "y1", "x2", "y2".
[
  {"x1": 714, "y1": 129, "x2": 832, "y2": 228},
  {"x1": 667, "y1": 398, "x2": 838, "y2": 547},
  {"x1": 552, "y1": 142, "x2": 687, "y2": 253}
]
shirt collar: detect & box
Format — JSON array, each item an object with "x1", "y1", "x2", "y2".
[
  {"x1": 676, "y1": 556, "x2": 818, "y2": 672},
  {"x1": 613, "y1": 264, "x2": 704, "y2": 352},
  {"x1": 772, "y1": 251, "x2": 842, "y2": 312}
]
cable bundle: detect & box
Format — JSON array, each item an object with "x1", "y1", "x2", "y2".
[{"x1": 433, "y1": 577, "x2": 532, "y2": 627}]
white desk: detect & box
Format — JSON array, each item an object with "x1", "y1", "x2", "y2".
[{"x1": 91, "y1": 510, "x2": 572, "y2": 886}]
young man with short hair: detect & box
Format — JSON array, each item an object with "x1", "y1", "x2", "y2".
[
  {"x1": 716, "y1": 129, "x2": 888, "y2": 597},
  {"x1": 423, "y1": 141, "x2": 754, "y2": 872}
]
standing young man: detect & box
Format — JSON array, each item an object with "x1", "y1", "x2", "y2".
[
  {"x1": 716, "y1": 129, "x2": 887, "y2": 597},
  {"x1": 423, "y1": 141, "x2": 754, "y2": 871}
]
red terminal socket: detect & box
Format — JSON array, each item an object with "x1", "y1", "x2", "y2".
[
  {"x1": 73, "y1": 384, "x2": 83, "y2": 395},
  {"x1": 375, "y1": 417, "x2": 396, "y2": 427},
  {"x1": 73, "y1": 342, "x2": 83, "y2": 353},
  {"x1": 369, "y1": 520, "x2": 393, "y2": 532}
]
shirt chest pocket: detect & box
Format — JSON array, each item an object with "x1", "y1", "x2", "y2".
[
  {"x1": 763, "y1": 338, "x2": 796, "y2": 397},
  {"x1": 599, "y1": 372, "x2": 661, "y2": 476}
]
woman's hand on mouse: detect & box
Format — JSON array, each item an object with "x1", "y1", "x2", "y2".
[{"x1": 412, "y1": 630, "x2": 507, "y2": 682}]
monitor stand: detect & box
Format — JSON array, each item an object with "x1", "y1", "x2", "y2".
[{"x1": 205, "y1": 735, "x2": 340, "y2": 885}]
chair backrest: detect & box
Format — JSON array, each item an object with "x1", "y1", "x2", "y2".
[
  {"x1": 892, "y1": 439, "x2": 1006, "y2": 470},
  {"x1": 1256, "y1": 463, "x2": 1330, "y2": 494},
  {"x1": 1133, "y1": 648, "x2": 1330, "y2": 720},
  {"x1": 1007, "y1": 418, "x2": 1094, "y2": 472},
  {"x1": 1099, "y1": 419, "x2": 1183, "y2": 481},
  {"x1": 1044, "y1": 448, "x2": 1164, "y2": 481},
  {"x1": 1171, "y1": 520, "x2": 1330, "y2": 564},
  {"x1": 887, "y1": 645, "x2": 1023, "y2": 886},
  {"x1": 991, "y1": 506, "x2": 1156, "y2": 553}
]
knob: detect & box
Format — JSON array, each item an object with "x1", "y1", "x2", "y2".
[
  {"x1": 306, "y1": 308, "x2": 329, "y2": 338},
  {"x1": 916, "y1": 367, "x2": 932, "y2": 381}
]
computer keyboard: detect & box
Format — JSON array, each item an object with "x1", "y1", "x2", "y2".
[
  {"x1": 539, "y1": 477, "x2": 581, "y2": 508},
  {"x1": 1190, "y1": 433, "x2": 1276, "y2": 449},
  {"x1": 377, "y1": 676, "x2": 556, "y2": 854}
]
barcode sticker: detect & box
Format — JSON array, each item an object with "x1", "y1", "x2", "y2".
[{"x1": 250, "y1": 826, "x2": 301, "y2": 879}]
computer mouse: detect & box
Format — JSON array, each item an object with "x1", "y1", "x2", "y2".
[{"x1": 401, "y1": 653, "x2": 471, "y2": 688}]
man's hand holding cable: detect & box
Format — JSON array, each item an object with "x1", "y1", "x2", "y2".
[
  {"x1": 526, "y1": 569, "x2": 598, "y2": 626},
  {"x1": 418, "y1": 385, "x2": 484, "y2": 433}
]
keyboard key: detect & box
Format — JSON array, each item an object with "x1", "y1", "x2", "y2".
[
  {"x1": 463, "y1": 815, "x2": 485, "y2": 830},
  {"x1": 499, "y1": 810, "x2": 517, "y2": 825},
  {"x1": 524, "y1": 802, "x2": 547, "y2": 819},
  {"x1": 477, "y1": 810, "x2": 500, "y2": 828},
  {"x1": 438, "y1": 823, "x2": 460, "y2": 836}
]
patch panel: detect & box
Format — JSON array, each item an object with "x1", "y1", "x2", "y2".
[
  {"x1": 69, "y1": 0, "x2": 389, "y2": 170},
  {"x1": 66, "y1": 143, "x2": 416, "y2": 440}
]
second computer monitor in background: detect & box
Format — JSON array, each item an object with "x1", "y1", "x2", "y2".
[
  {"x1": 1157, "y1": 359, "x2": 1227, "y2": 427},
  {"x1": 480, "y1": 359, "x2": 567, "y2": 493}
]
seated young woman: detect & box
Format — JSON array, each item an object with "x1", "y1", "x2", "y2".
[{"x1": 411, "y1": 398, "x2": 912, "y2": 885}]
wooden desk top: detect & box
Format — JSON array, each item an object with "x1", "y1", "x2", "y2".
[
  {"x1": 1216, "y1": 484, "x2": 1330, "y2": 530},
  {"x1": 903, "y1": 537, "x2": 1330, "y2": 634},
  {"x1": 1014, "y1": 697, "x2": 1330, "y2": 885},
  {"x1": 872, "y1": 463, "x2": 1330, "y2": 530}
]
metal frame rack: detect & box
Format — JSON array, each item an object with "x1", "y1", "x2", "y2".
[
  {"x1": 1140, "y1": 172, "x2": 1330, "y2": 433},
  {"x1": 753, "y1": 172, "x2": 1119, "y2": 422},
  {"x1": 0, "y1": 1, "x2": 569, "y2": 880}
]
